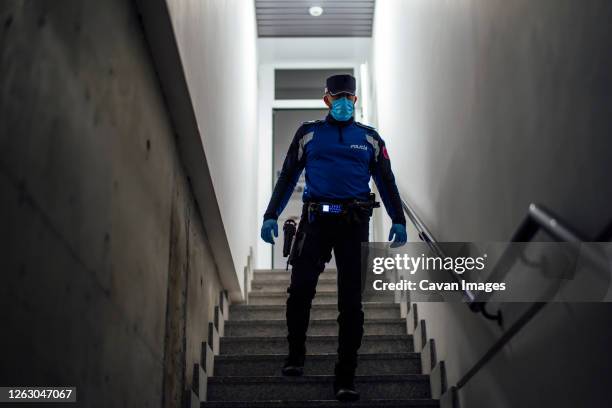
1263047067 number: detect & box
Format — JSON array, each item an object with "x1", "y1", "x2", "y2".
[{"x1": 0, "y1": 387, "x2": 77, "y2": 403}]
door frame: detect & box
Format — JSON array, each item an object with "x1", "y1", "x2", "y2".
[
  {"x1": 257, "y1": 62, "x2": 365, "y2": 269},
  {"x1": 271, "y1": 107, "x2": 329, "y2": 268}
]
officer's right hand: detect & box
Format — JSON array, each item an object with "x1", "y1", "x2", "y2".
[{"x1": 261, "y1": 219, "x2": 278, "y2": 244}]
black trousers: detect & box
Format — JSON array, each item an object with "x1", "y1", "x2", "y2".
[{"x1": 286, "y1": 205, "x2": 369, "y2": 371}]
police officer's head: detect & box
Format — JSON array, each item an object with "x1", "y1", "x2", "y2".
[{"x1": 324, "y1": 74, "x2": 358, "y2": 121}]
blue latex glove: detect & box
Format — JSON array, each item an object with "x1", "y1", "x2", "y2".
[
  {"x1": 389, "y1": 224, "x2": 407, "y2": 248},
  {"x1": 261, "y1": 219, "x2": 278, "y2": 244}
]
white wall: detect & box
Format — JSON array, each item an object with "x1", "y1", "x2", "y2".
[
  {"x1": 165, "y1": 0, "x2": 258, "y2": 287},
  {"x1": 371, "y1": 1, "x2": 612, "y2": 406},
  {"x1": 255, "y1": 38, "x2": 372, "y2": 268},
  {"x1": 258, "y1": 38, "x2": 372, "y2": 65}
]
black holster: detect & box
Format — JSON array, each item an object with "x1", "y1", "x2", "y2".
[
  {"x1": 283, "y1": 219, "x2": 297, "y2": 258},
  {"x1": 346, "y1": 193, "x2": 380, "y2": 224}
]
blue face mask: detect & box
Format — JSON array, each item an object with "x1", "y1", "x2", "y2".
[{"x1": 330, "y1": 97, "x2": 354, "y2": 121}]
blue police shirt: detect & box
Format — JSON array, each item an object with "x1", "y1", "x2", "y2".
[{"x1": 264, "y1": 114, "x2": 406, "y2": 225}]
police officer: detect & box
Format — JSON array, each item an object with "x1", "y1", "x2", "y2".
[{"x1": 260, "y1": 74, "x2": 407, "y2": 402}]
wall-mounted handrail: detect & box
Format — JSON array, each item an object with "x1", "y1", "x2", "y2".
[
  {"x1": 401, "y1": 199, "x2": 609, "y2": 394},
  {"x1": 400, "y1": 198, "x2": 478, "y2": 303},
  {"x1": 456, "y1": 203, "x2": 601, "y2": 391},
  {"x1": 400, "y1": 199, "x2": 607, "y2": 323},
  {"x1": 470, "y1": 203, "x2": 609, "y2": 307}
]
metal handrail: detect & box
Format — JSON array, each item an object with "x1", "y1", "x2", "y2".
[
  {"x1": 400, "y1": 198, "x2": 477, "y2": 303},
  {"x1": 400, "y1": 199, "x2": 606, "y2": 321},
  {"x1": 455, "y1": 203, "x2": 604, "y2": 390},
  {"x1": 400, "y1": 199, "x2": 609, "y2": 393},
  {"x1": 470, "y1": 203, "x2": 609, "y2": 305}
]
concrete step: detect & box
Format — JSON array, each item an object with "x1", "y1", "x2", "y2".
[
  {"x1": 248, "y1": 292, "x2": 337, "y2": 305},
  {"x1": 225, "y1": 318, "x2": 406, "y2": 337},
  {"x1": 248, "y1": 291, "x2": 395, "y2": 305},
  {"x1": 253, "y1": 288, "x2": 339, "y2": 296},
  {"x1": 230, "y1": 303, "x2": 401, "y2": 321},
  {"x1": 214, "y1": 353, "x2": 421, "y2": 377},
  {"x1": 250, "y1": 277, "x2": 337, "y2": 293},
  {"x1": 203, "y1": 400, "x2": 439, "y2": 408},
  {"x1": 253, "y1": 269, "x2": 337, "y2": 281},
  {"x1": 220, "y1": 335, "x2": 413, "y2": 355},
  {"x1": 206, "y1": 375, "x2": 431, "y2": 401}
]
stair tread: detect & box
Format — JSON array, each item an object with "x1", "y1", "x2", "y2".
[
  {"x1": 252, "y1": 277, "x2": 337, "y2": 283},
  {"x1": 216, "y1": 352, "x2": 419, "y2": 360},
  {"x1": 220, "y1": 334, "x2": 413, "y2": 354},
  {"x1": 207, "y1": 375, "x2": 431, "y2": 401},
  {"x1": 254, "y1": 269, "x2": 337, "y2": 273},
  {"x1": 227, "y1": 318, "x2": 404, "y2": 325},
  {"x1": 249, "y1": 290, "x2": 338, "y2": 295},
  {"x1": 209, "y1": 374, "x2": 430, "y2": 383},
  {"x1": 202, "y1": 399, "x2": 439, "y2": 407},
  {"x1": 203, "y1": 402, "x2": 437, "y2": 407},
  {"x1": 231, "y1": 302, "x2": 398, "y2": 310},
  {"x1": 222, "y1": 334, "x2": 411, "y2": 340},
  {"x1": 248, "y1": 291, "x2": 394, "y2": 296}
]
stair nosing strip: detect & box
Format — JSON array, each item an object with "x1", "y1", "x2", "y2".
[
  {"x1": 248, "y1": 291, "x2": 337, "y2": 295},
  {"x1": 208, "y1": 374, "x2": 430, "y2": 383},
  {"x1": 221, "y1": 334, "x2": 412, "y2": 341},
  {"x1": 253, "y1": 269, "x2": 337, "y2": 272},
  {"x1": 215, "y1": 352, "x2": 420, "y2": 360},
  {"x1": 231, "y1": 302, "x2": 399, "y2": 309},
  {"x1": 201, "y1": 399, "x2": 439, "y2": 407},
  {"x1": 252, "y1": 278, "x2": 337, "y2": 282},
  {"x1": 226, "y1": 318, "x2": 404, "y2": 324}
]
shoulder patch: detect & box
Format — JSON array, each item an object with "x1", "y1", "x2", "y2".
[{"x1": 299, "y1": 119, "x2": 323, "y2": 134}]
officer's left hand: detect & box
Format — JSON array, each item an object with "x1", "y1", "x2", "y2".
[{"x1": 389, "y1": 224, "x2": 407, "y2": 248}]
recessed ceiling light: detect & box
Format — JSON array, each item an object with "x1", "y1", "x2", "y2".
[{"x1": 308, "y1": 6, "x2": 324, "y2": 17}]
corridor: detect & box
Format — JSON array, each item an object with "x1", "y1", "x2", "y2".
[{"x1": 1, "y1": 0, "x2": 612, "y2": 407}]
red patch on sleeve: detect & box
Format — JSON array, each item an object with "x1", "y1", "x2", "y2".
[{"x1": 382, "y1": 146, "x2": 390, "y2": 160}]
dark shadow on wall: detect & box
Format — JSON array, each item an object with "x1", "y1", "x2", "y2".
[{"x1": 0, "y1": 0, "x2": 223, "y2": 406}]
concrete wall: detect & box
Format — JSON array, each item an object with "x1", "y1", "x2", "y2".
[
  {"x1": 371, "y1": 0, "x2": 612, "y2": 406},
  {"x1": 0, "y1": 1, "x2": 223, "y2": 406},
  {"x1": 165, "y1": 0, "x2": 258, "y2": 285}
]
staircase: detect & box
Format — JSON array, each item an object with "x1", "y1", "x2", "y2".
[{"x1": 203, "y1": 269, "x2": 440, "y2": 407}]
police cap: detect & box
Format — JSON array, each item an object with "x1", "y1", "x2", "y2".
[{"x1": 325, "y1": 74, "x2": 356, "y2": 96}]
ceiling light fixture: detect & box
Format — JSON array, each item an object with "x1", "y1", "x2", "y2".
[{"x1": 308, "y1": 6, "x2": 324, "y2": 17}]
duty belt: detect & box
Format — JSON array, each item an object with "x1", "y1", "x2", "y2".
[{"x1": 306, "y1": 194, "x2": 380, "y2": 223}]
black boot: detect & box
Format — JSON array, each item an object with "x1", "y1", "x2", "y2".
[
  {"x1": 282, "y1": 345, "x2": 305, "y2": 376},
  {"x1": 333, "y1": 361, "x2": 359, "y2": 402}
]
